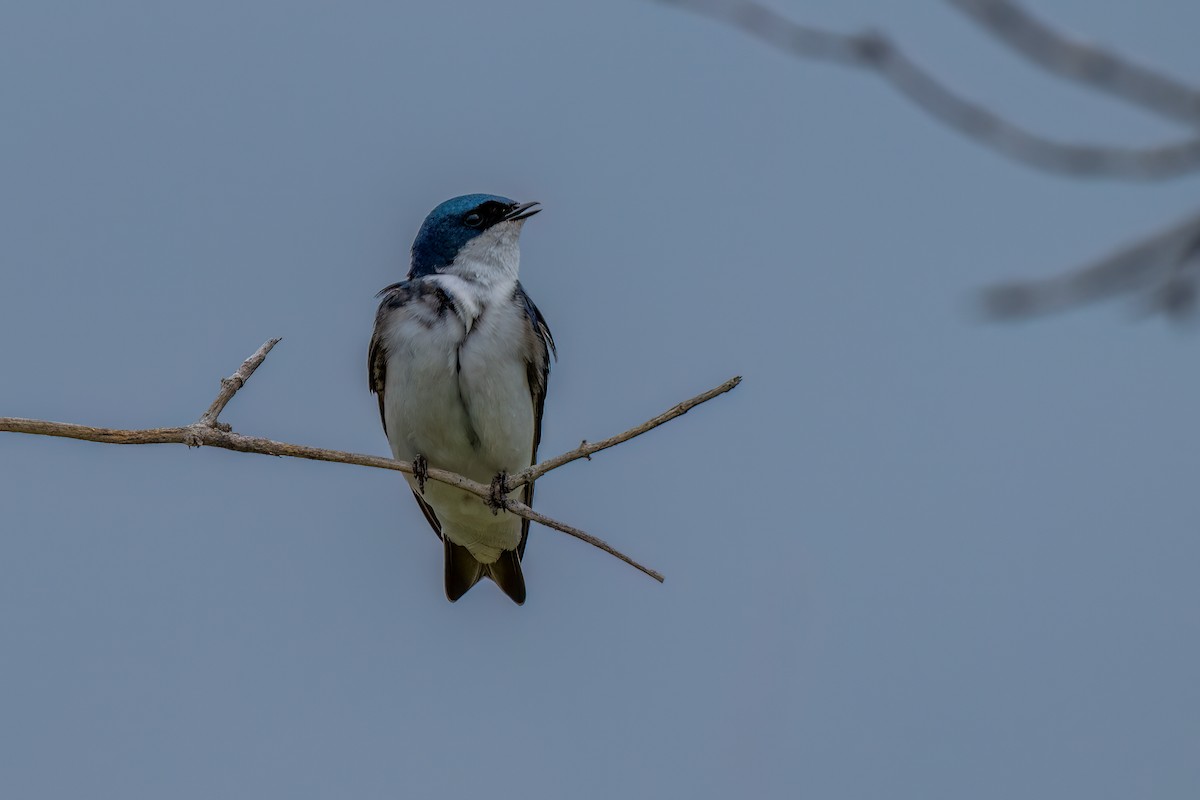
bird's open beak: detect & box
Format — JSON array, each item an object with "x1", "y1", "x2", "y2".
[{"x1": 504, "y1": 201, "x2": 541, "y2": 222}]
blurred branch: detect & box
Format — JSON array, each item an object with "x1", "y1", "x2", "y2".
[
  {"x1": 1, "y1": 340, "x2": 741, "y2": 584},
  {"x1": 655, "y1": 0, "x2": 1200, "y2": 180},
  {"x1": 982, "y1": 209, "x2": 1200, "y2": 319},
  {"x1": 947, "y1": 0, "x2": 1200, "y2": 128}
]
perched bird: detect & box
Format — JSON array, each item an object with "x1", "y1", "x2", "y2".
[{"x1": 368, "y1": 194, "x2": 554, "y2": 604}]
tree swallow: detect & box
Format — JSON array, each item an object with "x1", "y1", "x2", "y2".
[{"x1": 368, "y1": 194, "x2": 554, "y2": 604}]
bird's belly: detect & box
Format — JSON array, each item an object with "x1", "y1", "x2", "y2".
[
  {"x1": 455, "y1": 343, "x2": 536, "y2": 476},
  {"x1": 381, "y1": 318, "x2": 535, "y2": 562},
  {"x1": 383, "y1": 352, "x2": 533, "y2": 479},
  {"x1": 418, "y1": 480, "x2": 522, "y2": 563},
  {"x1": 382, "y1": 344, "x2": 476, "y2": 471}
]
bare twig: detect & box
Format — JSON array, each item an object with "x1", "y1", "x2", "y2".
[
  {"x1": 504, "y1": 501, "x2": 664, "y2": 582},
  {"x1": 198, "y1": 337, "x2": 281, "y2": 428},
  {"x1": 2, "y1": 340, "x2": 742, "y2": 584},
  {"x1": 510, "y1": 376, "x2": 742, "y2": 490},
  {"x1": 947, "y1": 0, "x2": 1200, "y2": 128},
  {"x1": 982, "y1": 208, "x2": 1200, "y2": 319},
  {"x1": 655, "y1": 0, "x2": 1200, "y2": 180}
]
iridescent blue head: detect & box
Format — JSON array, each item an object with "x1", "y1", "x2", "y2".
[{"x1": 409, "y1": 193, "x2": 541, "y2": 278}]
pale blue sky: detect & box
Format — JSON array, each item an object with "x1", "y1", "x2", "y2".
[{"x1": 2, "y1": 1, "x2": 1198, "y2": 798}]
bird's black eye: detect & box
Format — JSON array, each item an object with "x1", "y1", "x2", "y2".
[{"x1": 464, "y1": 212, "x2": 483, "y2": 227}]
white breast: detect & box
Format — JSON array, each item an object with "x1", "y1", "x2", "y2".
[{"x1": 379, "y1": 228, "x2": 535, "y2": 562}]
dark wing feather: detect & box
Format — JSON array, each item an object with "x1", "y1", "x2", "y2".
[
  {"x1": 514, "y1": 282, "x2": 555, "y2": 558},
  {"x1": 369, "y1": 280, "x2": 449, "y2": 542},
  {"x1": 368, "y1": 280, "x2": 458, "y2": 435},
  {"x1": 411, "y1": 489, "x2": 444, "y2": 541},
  {"x1": 368, "y1": 282, "x2": 410, "y2": 436}
]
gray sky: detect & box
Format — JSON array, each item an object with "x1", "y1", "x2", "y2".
[{"x1": 2, "y1": 1, "x2": 1199, "y2": 797}]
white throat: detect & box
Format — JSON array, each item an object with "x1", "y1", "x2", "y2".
[
  {"x1": 430, "y1": 220, "x2": 524, "y2": 332},
  {"x1": 444, "y1": 220, "x2": 523, "y2": 288}
]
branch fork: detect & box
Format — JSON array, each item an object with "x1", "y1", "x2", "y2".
[
  {"x1": 659, "y1": 0, "x2": 1200, "y2": 316},
  {"x1": 660, "y1": 0, "x2": 1200, "y2": 180},
  {"x1": 1, "y1": 339, "x2": 742, "y2": 585}
]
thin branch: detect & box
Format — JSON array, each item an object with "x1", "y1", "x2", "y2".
[
  {"x1": 981, "y1": 208, "x2": 1200, "y2": 319},
  {"x1": 510, "y1": 376, "x2": 742, "y2": 490},
  {"x1": 198, "y1": 337, "x2": 281, "y2": 427},
  {"x1": 655, "y1": 0, "x2": 1200, "y2": 180},
  {"x1": 947, "y1": 0, "x2": 1200, "y2": 128},
  {"x1": 503, "y1": 501, "x2": 664, "y2": 582},
  {"x1": 0, "y1": 340, "x2": 745, "y2": 585}
]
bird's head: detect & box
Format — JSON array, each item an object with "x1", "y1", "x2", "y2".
[{"x1": 409, "y1": 194, "x2": 541, "y2": 279}]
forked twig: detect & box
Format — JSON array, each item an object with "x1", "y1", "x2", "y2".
[
  {"x1": 982, "y1": 209, "x2": 1200, "y2": 319},
  {"x1": 1, "y1": 340, "x2": 743, "y2": 584}
]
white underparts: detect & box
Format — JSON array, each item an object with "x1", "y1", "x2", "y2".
[{"x1": 380, "y1": 219, "x2": 536, "y2": 563}]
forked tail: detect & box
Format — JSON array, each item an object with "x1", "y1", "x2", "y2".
[{"x1": 443, "y1": 538, "x2": 526, "y2": 605}]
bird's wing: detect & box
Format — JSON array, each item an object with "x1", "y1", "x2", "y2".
[
  {"x1": 514, "y1": 281, "x2": 555, "y2": 558},
  {"x1": 410, "y1": 487, "x2": 444, "y2": 541},
  {"x1": 367, "y1": 284, "x2": 400, "y2": 436},
  {"x1": 368, "y1": 279, "x2": 457, "y2": 436},
  {"x1": 368, "y1": 279, "x2": 456, "y2": 541}
]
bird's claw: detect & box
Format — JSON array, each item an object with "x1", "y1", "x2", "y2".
[
  {"x1": 487, "y1": 471, "x2": 510, "y2": 515},
  {"x1": 414, "y1": 454, "x2": 428, "y2": 494}
]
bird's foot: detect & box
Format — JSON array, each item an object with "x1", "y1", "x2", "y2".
[
  {"x1": 487, "y1": 471, "x2": 510, "y2": 515},
  {"x1": 413, "y1": 454, "x2": 428, "y2": 494}
]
